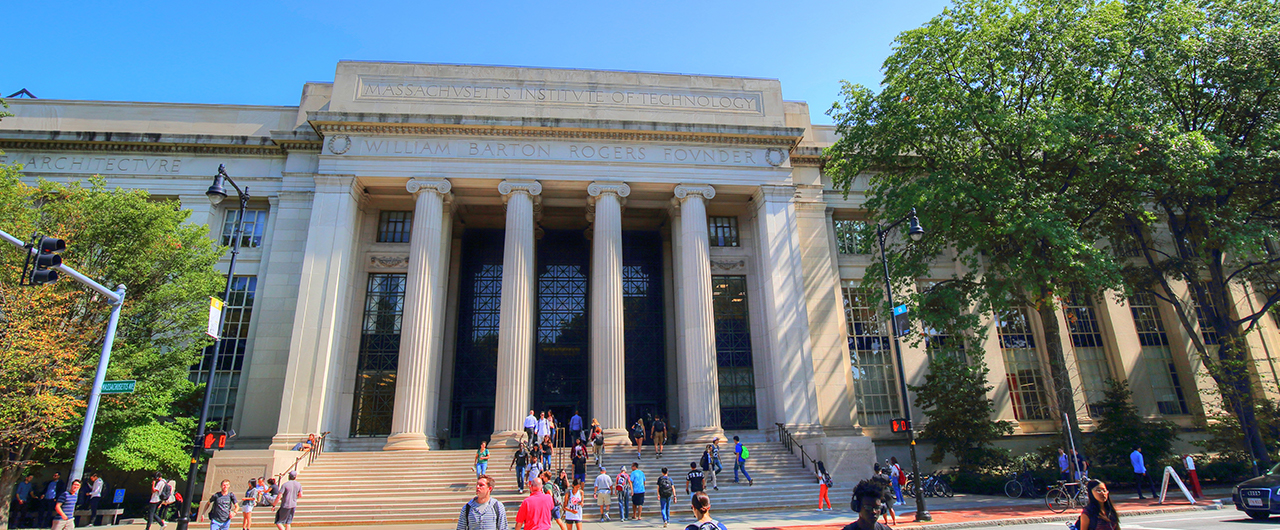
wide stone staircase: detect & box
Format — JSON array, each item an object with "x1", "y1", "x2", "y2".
[{"x1": 290, "y1": 442, "x2": 822, "y2": 525}]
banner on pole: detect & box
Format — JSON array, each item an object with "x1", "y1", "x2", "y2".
[{"x1": 206, "y1": 297, "x2": 223, "y2": 338}]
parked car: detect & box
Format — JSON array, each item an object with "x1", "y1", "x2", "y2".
[{"x1": 1233, "y1": 462, "x2": 1280, "y2": 520}]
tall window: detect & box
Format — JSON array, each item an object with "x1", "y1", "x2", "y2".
[
  {"x1": 708, "y1": 217, "x2": 740, "y2": 247},
  {"x1": 1191, "y1": 284, "x2": 1221, "y2": 349},
  {"x1": 377, "y1": 211, "x2": 413, "y2": 243},
  {"x1": 190, "y1": 275, "x2": 257, "y2": 428},
  {"x1": 924, "y1": 327, "x2": 966, "y2": 364},
  {"x1": 1064, "y1": 287, "x2": 1113, "y2": 417},
  {"x1": 997, "y1": 308, "x2": 1051, "y2": 420},
  {"x1": 1128, "y1": 290, "x2": 1189, "y2": 415},
  {"x1": 350, "y1": 273, "x2": 407, "y2": 437},
  {"x1": 713, "y1": 276, "x2": 757, "y2": 430},
  {"x1": 842, "y1": 282, "x2": 901, "y2": 426},
  {"x1": 220, "y1": 209, "x2": 267, "y2": 248},
  {"x1": 834, "y1": 220, "x2": 873, "y2": 255}
]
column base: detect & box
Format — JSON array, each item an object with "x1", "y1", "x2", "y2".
[
  {"x1": 383, "y1": 433, "x2": 430, "y2": 451},
  {"x1": 679, "y1": 426, "x2": 725, "y2": 444},
  {"x1": 489, "y1": 430, "x2": 527, "y2": 447},
  {"x1": 602, "y1": 428, "x2": 631, "y2": 446}
]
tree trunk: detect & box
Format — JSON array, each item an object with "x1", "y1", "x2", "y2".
[
  {"x1": 1037, "y1": 302, "x2": 1084, "y2": 450},
  {"x1": 1214, "y1": 332, "x2": 1273, "y2": 473},
  {"x1": 0, "y1": 465, "x2": 27, "y2": 530}
]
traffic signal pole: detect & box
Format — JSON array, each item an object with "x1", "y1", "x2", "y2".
[{"x1": 0, "y1": 228, "x2": 126, "y2": 482}]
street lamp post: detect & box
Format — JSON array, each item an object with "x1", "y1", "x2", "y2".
[
  {"x1": 876, "y1": 208, "x2": 930, "y2": 522},
  {"x1": 175, "y1": 164, "x2": 247, "y2": 530}
]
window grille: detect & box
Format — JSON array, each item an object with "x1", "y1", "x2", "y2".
[
  {"x1": 834, "y1": 220, "x2": 874, "y2": 255},
  {"x1": 1128, "y1": 290, "x2": 1189, "y2": 415},
  {"x1": 220, "y1": 209, "x2": 267, "y2": 248},
  {"x1": 350, "y1": 273, "x2": 406, "y2": 436},
  {"x1": 997, "y1": 308, "x2": 1052, "y2": 420},
  {"x1": 1064, "y1": 287, "x2": 1113, "y2": 417},
  {"x1": 189, "y1": 275, "x2": 257, "y2": 428},
  {"x1": 377, "y1": 211, "x2": 413, "y2": 243},
  {"x1": 842, "y1": 282, "x2": 901, "y2": 426},
  {"x1": 708, "y1": 216, "x2": 740, "y2": 247},
  {"x1": 713, "y1": 275, "x2": 757, "y2": 430}
]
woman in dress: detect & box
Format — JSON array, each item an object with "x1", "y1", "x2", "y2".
[{"x1": 564, "y1": 479, "x2": 585, "y2": 530}]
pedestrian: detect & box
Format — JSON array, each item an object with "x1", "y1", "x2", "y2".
[
  {"x1": 159, "y1": 476, "x2": 178, "y2": 523},
  {"x1": 631, "y1": 419, "x2": 646, "y2": 459},
  {"x1": 1183, "y1": 454, "x2": 1202, "y2": 498},
  {"x1": 593, "y1": 468, "x2": 613, "y2": 522},
  {"x1": 652, "y1": 417, "x2": 668, "y2": 458},
  {"x1": 1129, "y1": 446, "x2": 1157, "y2": 500},
  {"x1": 614, "y1": 465, "x2": 632, "y2": 521},
  {"x1": 52, "y1": 479, "x2": 80, "y2": 530},
  {"x1": 686, "y1": 463, "x2": 704, "y2": 495},
  {"x1": 240, "y1": 479, "x2": 261, "y2": 530},
  {"x1": 590, "y1": 426, "x2": 604, "y2": 468},
  {"x1": 200, "y1": 480, "x2": 239, "y2": 530},
  {"x1": 537, "y1": 413, "x2": 551, "y2": 446},
  {"x1": 657, "y1": 467, "x2": 675, "y2": 528},
  {"x1": 39, "y1": 472, "x2": 66, "y2": 529},
  {"x1": 541, "y1": 436, "x2": 554, "y2": 470},
  {"x1": 684, "y1": 491, "x2": 727, "y2": 530},
  {"x1": 145, "y1": 473, "x2": 165, "y2": 530},
  {"x1": 732, "y1": 436, "x2": 753, "y2": 486},
  {"x1": 515, "y1": 476, "x2": 552, "y2": 530},
  {"x1": 511, "y1": 442, "x2": 531, "y2": 494},
  {"x1": 15, "y1": 473, "x2": 35, "y2": 529},
  {"x1": 525, "y1": 411, "x2": 539, "y2": 443},
  {"x1": 710, "y1": 439, "x2": 723, "y2": 475},
  {"x1": 868, "y1": 475, "x2": 896, "y2": 525},
  {"x1": 569, "y1": 410, "x2": 583, "y2": 444},
  {"x1": 1072, "y1": 449, "x2": 1089, "y2": 481},
  {"x1": 1058, "y1": 448, "x2": 1071, "y2": 483},
  {"x1": 272, "y1": 471, "x2": 302, "y2": 530},
  {"x1": 844, "y1": 480, "x2": 891, "y2": 530},
  {"x1": 542, "y1": 472, "x2": 566, "y2": 530},
  {"x1": 476, "y1": 441, "x2": 491, "y2": 478},
  {"x1": 546, "y1": 411, "x2": 558, "y2": 447},
  {"x1": 571, "y1": 440, "x2": 588, "y2": 485},
  {"x1": 816, "y1": 462, "x2": 833, "y2": 511},
  {"x1": 887, "y1": 457, "x2": 904, "y2": 505},
  {"x1": 1078, "y1": 479, "x2": 1119, "y2": 530},
  {"x1": 563, "y1": 479, "x2": 583, "y2": 530},
  {"x1": 629, "y1": 462, "x2": 646, "y2": 521},
  {"x1": 456, "y1": 475, "x2": 507, "y2": 530},
  {"x1": 699, "y1": 446, "x2": 718, "y2": 491},
  {"x1": 524, "y1": 458, "x2": 545, "y2": 493},
  {"x1": 85, "y1": 473, "x2": 104, "y2": 526}
]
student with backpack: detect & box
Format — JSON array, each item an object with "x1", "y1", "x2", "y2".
[
  {"x1": 684, "y1": 491, "x2": 727, "y2": 530},
  {"x1": 146, "y1": 472, "x2": 168, "y2": 530},
  {"x1": 816, "y1": 461, "x2": 833, "y2": 511},
  {"x1": 699, "y1": 446, "x2": 718, "y2": 491},
  {"x1": 732, "y1": 436, "x2": 752, "y2": 486},
  {"x1": 160, "y1": 477, "x2": 178, "y2": 522},
  {"x1": 456, "y1": 475, "x2": 508, "y2": 530},
  {"x1": 657, "y1": 467, "x2": 676, "y2": 528},
  {"x1": 887, "y1": 457, "x2": 905, "y2": 505}
]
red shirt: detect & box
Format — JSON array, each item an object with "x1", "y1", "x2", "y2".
[{"x1": 516, "y1": 490, "x2": 553, "y2": 530}]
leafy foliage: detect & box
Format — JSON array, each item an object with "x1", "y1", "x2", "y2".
[
  {"x1": 1193, "y1": 395, "x2": 1280, "y2": 469},
  {"x1": 1087, "y1": 380, "x2": 1177, "y2": 469},
  {"x1": 910, "y1": 356, "x2": 1014, "y2": 471}
]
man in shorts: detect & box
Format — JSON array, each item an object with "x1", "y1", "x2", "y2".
[
  {"x1": 273, "y1": 471, "x2": 302, "y2": 530},
  {"x1": 592, "y1": 468, "x2": 612, "y2": 522},
  {"x1": 629, "y1": 463, "x2": 646, "y2": 521},
  {"x1": 651, "y1": 417, "x2": 667, "y2": 458}
]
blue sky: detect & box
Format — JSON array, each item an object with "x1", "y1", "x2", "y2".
[{"x1": 7, "y1": 0, "x2": 952, "y2": 125}]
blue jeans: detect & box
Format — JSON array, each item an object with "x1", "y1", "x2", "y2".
[
  {"x1": 516, "y1": 464, "x2": 526, "y2": 491},
  {"x1": 210, "y1": 519, "x2": 231, "y2": 530},
  {"x1": 891, "y1": 480, "x2": 904, "y2": 504},
  {"x1": 659, "y1": 496, "x2": 671, "y2": 523},
  {"x1": 617, "y1": 492, "x2": 631, "y2": 520},
  {"x1": 712, "y1": 457, "x2": 723, "y2": 474},
  {"x1": 476, "y1": 461, "x2": 488, "y2": 477},
  {"x1": 734, "y1": 459, "x2": 751, "y2": 482}
]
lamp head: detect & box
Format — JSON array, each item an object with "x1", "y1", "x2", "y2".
[
  {"x1": 907, "y1": 208, "x2": 925, "y2": 242},
  {"x1": 206, "y1": 165, "x2": 228, "y2": 205}
]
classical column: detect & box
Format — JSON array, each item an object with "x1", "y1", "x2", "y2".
[
  {"x1": 492, "y1": 180, "x2": 542, "y2": 445},
  {"x1": 385, "y1": 178, "x2": 452, "y2": 450},
  {"x1": 588, "y1": 182, "x2": 630, "y2": 442},
  {"x1": 673, "y1": 184, "x2": 724, "y2": 442}
]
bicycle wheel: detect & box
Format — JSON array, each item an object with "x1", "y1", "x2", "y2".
[
  {"x1": 904, "y1": 481, "x2": 915, "y2": 498},
  {"x1": 1004, "y1": 480, "x2": 1023, "y2": 498},
  {"x1": 1046, "y1": 488, "x2": 1070, "y2": 513},
  {"x1": 938, "y1": 480, "x2": 954, "y2": 498}
]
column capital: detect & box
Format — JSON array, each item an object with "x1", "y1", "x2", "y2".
[
  {"x1": 407, "y1": 177, "x2": 452, "y2": 196},
  {"x1": 588, "y1": 182, "x2": 631, "y2": 200},
  {"x1": 674, "y1": 184, "x2": 715, "y2": 202},
  {"x1": 499, "y1": 179, "x2": 543, "y2": 202}
]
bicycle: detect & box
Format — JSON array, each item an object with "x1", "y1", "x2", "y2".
[
  {"x1": 1004, "y1": 470, "x2": 1038, "y2": 498},
  {"x1": 1044, "y1": 480, "x2": 1088, "y2": 513}
]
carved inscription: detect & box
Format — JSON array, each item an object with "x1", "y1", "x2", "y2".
[
  {"x1": 0, "y1": 154, "x2": 183, "y2": 174},
  {"x1": 355, "y1": 76, "x2": 764, "y2": 115},
  {"x1": 347, "y1": 138, "x2": 774, "y2": 168}
]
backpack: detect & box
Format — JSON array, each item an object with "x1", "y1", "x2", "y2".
[
  {"x1": 159, "y1": 480, "x2": 173, "y2": 502},
  {"x1": 685, "y1": 521, "x2": 721, "y2": 530},
  {"x1": 896, "y1": 466, "x2": 907, "y2": 486},
  {"x1": 700, "y1": 452, "x2": 711, "y2": 470},
  {"x1": 740, "y1": 446, "x2": 749, "y2": 460},
  {"x1": 593, "y1": 432, "x2": 604, "y2": 447},
  {"x1": 658, "y1": 476, "x2": 674, "y2": 498}
]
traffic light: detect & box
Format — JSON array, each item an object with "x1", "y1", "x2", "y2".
[
  {"x1": 29, "y1": 236, "x2": 65, "y2": 285},
  {"x1": 201, "y1": 431, "x2": 230, "y2": 451},
  {"x1": 890, "y1": 418, "x2": 912, "y2": 433}
]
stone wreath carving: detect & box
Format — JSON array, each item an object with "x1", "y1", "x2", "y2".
[
  {"x1": 328, "y1": 134, "x2": 352, "y2": 155},
  {"x1": 765, "y1": 148, "x2": 787, "y2": 167}
]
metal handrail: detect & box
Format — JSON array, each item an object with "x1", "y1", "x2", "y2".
[
  {"x1": 775, "y1": 423, "x2": 818, "y2": 474},
  {"x1": 276, "y1": 431, "x2": 329, "y2": 482}
]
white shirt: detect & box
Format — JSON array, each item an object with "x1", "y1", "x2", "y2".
[
  {"x1": 536, "y1": 418, "x2": 550, "y2": 438},
  {"x1": 89, "y1": 478, "x2": 104, "y2": 498},
  {"x1": 1184, "y1": 456, "x2": 1196, "y2": 471},
  {"x1": 524, "y1": 414, "x2": 537, "y2": 429}
]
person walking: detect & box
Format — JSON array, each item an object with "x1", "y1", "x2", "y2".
[
  {"x1": 563, "y1": 479, "x2": 584, "y2": 530},
  {"x1": 1129, "y1": 446, "x2": 1157, "y2": 500},
  {"x1": 614, "y1": 466, "x2": 632, "y2": 521},
  {"x1": 1079, "y1": 479, "x2": 1120, "y2": 530},
  {"x1": 52, "y1": 479, "x2": 80, "y2": 530},
  {"x1": 816, "y1": 462, "x2": 833, "y2": 511},
  {"x1": 456, "y1": 475, "x2": 507, "y2": 530},
  {"x1": 683, "y1": 492, "x2": 727, "y2": 530},
  {"x1": 1058, "y1": 448, "x2": 1071, "y2": 483},
  {"x1": 476, "y1": 441, "x2": 491, "y2": 478},
  {"x1": 39, "y1": 472, "x2": 66, "y2": 529},
  {"x1": 15, "y1": 473, "x2": 35, "y2": 529},
  {"x1": 590, "y1": 426, "x2": 604, "y2": 468},
  {"x1": 541, "y1": 472, "x2": 566, "y2": 530},
  {"x1": 569, "y1": 410, "x2": 583, "y2": 445},
  {"x1": 652, "y1": 417, "x2": 668, "y2": 458},
  {"x1": 547, "y1": 411, "x2": 558, "y2": 448},
  {"x1": 629, "y1": 462, "x2": 646, "y2": 521},
  {"x1": 272, "y1": 471, "x2": 302, "y2": 530},
  {"x1": 593, "y1": 468, "x2": 612, "y2": 522},
  {"x1": 1183, "y1": 454, "x2": 1202, "y2": 498},
  {"x1": 888, "y1": 458, "x2": 904, "y2": 505},
  {"x1": 685, "y1": 463, "x2": 704, "y2": 496},
  {"x1": 159, "y1": 476, "x2": 178, "y2": 523},
  {"x1": 511, "y1": 442, "x2": 531, "y2": 494},
  {"x1": 200, "y1": 480, "x2": 239, "y2": 530},
  {"x1": 845, "y1": 480, "x2": 892, "y2": 530},
  {"x1": 571, "y1": 440, "x2": 588, "y2": 485},
  {"x1": 541, "y1": 436, "x2": 554, "y2": 470},
  {"x1": 85, "y1": 473, "x2": 104, "y2": 526},
  {"x1": 699, "y1": 446, "x2": 718, "y2": 491},
  {"x1": 240, "y1": 479, "x2": 261, "y2": 530},
  {"x1": 631, "y1": 419, "x2": 646, "y2": 460},
  {"x1": 525, "y1": 411, "x2": 539, "y2": 443},
  {"x1": 1072, "y1": 450, "x2": 1089, "y2": 481},
  {"x1": 515, "y1": 477, "x2": 552, "y2": 530},
  {"x1": 524, "y1": 458, "x2": 545, "y2": 494},
  {"x1": 710, "y1": 439, "x2": 723, "y2": 476},
  {"x1": 732, "y1": 436, "x2": 752, "y2": 486},
  {"x1": 656, "y1": 467, "x2": 675, "y2": 528},
  {"x1": 536, "y1": 413, "x2": 551, "y2": 447},
  {"x1": 145, "y1": 473, "x2": 166, "y2": 530}
]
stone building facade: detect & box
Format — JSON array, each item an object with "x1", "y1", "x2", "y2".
[{"x1": 3, "y1": 62, "x2": 1279, "y2": 481}]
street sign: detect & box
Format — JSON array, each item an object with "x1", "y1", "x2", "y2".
[
  {"x1": 891, "y1": 418, "x2": 912, "y2": 433},
  {"x1": 101, "y1": 380, "x2": 136, "y2": 394},
  {"x1": 893, "y1": 305, "x2": 911, "y2": 337},
  {"x1": 206, "y1": 297, "x2": 224, "y2": 338},
  {"x1": 112, "y1": 489, "x2": 125, "y2": 504}
]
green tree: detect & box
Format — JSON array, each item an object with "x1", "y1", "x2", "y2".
[
  {"x1": 1088, "y1": 380, "x2": 1177, "y2": 469},
  {"x1": 0, "y1": 164, "x2": 222, "y2": 529},
  {"x1": 910, "y1": 356, "x2": 1014, "y2": 472}
]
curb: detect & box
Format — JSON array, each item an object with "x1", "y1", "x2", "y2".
[{"x1": 895, "y1": 501, "x2": 1222, "y2": 530}]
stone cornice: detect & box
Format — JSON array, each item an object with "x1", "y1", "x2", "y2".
[
  {"x1": 0, "y1": 130, "x2": 284, "y2": 156},
  {"x1": 789, "y1": 146, "x2": 826, "y2": 168},
  {"x1": 674, "y1": 184, "x2": 716, "y2": 203},
  {"x1": 307, "y1": 112, "x2": 805, "y2": 147}
]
